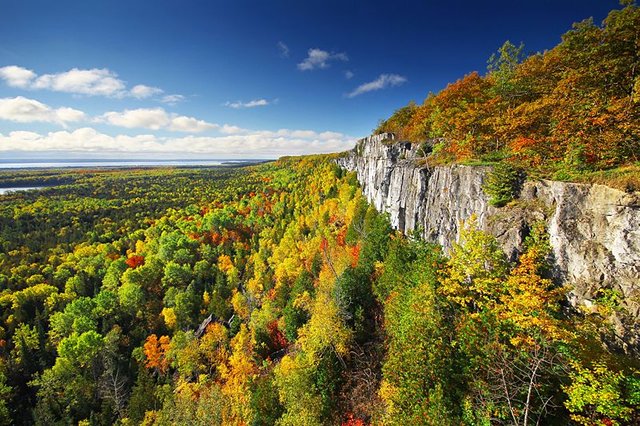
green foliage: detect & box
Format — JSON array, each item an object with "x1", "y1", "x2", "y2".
[
  {"x1": 0, "y1": 371, "x2": 10, "y2": 425},
  {"x1": 483, "y1": 162, "x2": 523, "y2": 207},
  {"x1": 564, "y1": 362, "x2": 640, "y2": 425},
  {"x1": 377, "y1": 237, "x2": 456, "y2": 424},
  {"x1": 487, "y1": 40, "x2": 527, "y2": 100},
  {"x1": 282, "y1": 271, "x2": 313, "y2": 342}
]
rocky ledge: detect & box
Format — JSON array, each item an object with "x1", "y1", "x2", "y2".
[{"x1": 337, "y1": 133, "x2": 640, "y2": 352}]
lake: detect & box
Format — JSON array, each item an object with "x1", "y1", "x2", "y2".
[{"x1": 0, "y1": 159, "x2": 266, "y2": 169}]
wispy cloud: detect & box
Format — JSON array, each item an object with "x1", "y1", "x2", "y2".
[
  {"x1": 344, "y1": 70, "x2": 354, "y2": 80},
  {"x1": 130, "y1": 84, "x2": 163, "y2": 99},
  {"x1": 277, "y1": 41, "x2": 290, "y2": 58},
  {"x1": 0, "y1": 65, "x2": 181, "y2": 100},
  {"x1": 225, "y1": 99, "x2": 271, "y2": 109},
  {"x1": 347, "y1": 73, "x2": 407, "y2": 98},
  {"x1": 99, "y1": 108, "x2": 216, "y2": 133},
  {"x1": 297, "y1": 48, "x2": 348, "y2": 71},
  {"x1": 0, "y1": 127, "x2": 356, "y2": 158},
  {"x1": 0, "y1": 96, "x2": 85, "y2": 127},
  {"x1": 161, "y1": 94, "x2": 186, "y2": 105}
]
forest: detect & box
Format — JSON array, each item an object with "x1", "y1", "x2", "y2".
[
  {"x1": 1, "y1": 2, "x2": 639, "y2": 425},
  {"x1": 0, "y1": 158, "x2": 638, "y2": 425},
  {"x1": 375, "y1": 2, "x2": 640, "y2": 190}
]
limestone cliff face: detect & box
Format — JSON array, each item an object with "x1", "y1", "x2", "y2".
[{"x1": 337, "y1": 133, "x2": 640, "y2": 350}]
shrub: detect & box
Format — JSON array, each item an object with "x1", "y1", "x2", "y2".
[{"x1": 483, "y1": 163, "x2": 523, "y2": 207}]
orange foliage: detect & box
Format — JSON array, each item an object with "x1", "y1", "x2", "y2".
[
  {"x1": 509, "y1": 136, "x2": 544, "y2": 167},
  {"x1": 376, "y1": 4, "x2": 640, "y2": 172},
  {"x1": 210, "y1": 231, "x2": 222, "y2": 245},
  {"x1": 350, "y1": 244, "x2": 361, "y2": 267},
  {"x1": 125, "y1": 255, "x2": 145, "y2": 269},
  {"x1": 342, "y1": 414, "x2": 366, "y2": 426},
  {"x1": 144, "y1": 334, "x2": 170, "y2": 374},
  {"x1": 336, "y1": 228, "x2": 347, "y2": 247},
  {"x1": 107, "y1": 252, "x2": 121, "y2": 261}
]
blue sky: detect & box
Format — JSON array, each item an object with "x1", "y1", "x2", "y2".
[{"x1": 0, "y1": 0, "x2": 619, "y2": 159}]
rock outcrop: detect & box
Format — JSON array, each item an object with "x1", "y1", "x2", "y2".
[{"x1": 337, "y1": 133, "x2": 640, "y2": 351}]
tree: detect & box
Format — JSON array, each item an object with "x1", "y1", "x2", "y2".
[
  {"x1": 220, "y1": 324, "x2": 258, "y2": 424},
  {"x1": 440, "y1": 216, "x2": 508, "y2": 311},
  {"x1": 487, "y1": 40, "x2": 527, "y2": 101},
  {"x1": 483, "y1": 162, "x2": 523, "y2": 207},
  {"x1": 143, "y1": 334, "x2": 170, "y2": 375}
]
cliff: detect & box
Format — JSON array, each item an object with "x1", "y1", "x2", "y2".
[{"x1": 337, "y1": 133, "x2": 640, "y2": 351}]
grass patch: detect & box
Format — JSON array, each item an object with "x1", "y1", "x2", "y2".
[{"x1": 552, "y1": 163, "x2": 640, "y2": 193}]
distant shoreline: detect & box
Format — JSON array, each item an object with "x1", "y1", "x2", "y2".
[{"x1": 0, "y1": 159, "x2": 273, "y2": 170}]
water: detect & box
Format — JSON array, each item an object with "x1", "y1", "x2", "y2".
[
  {"x1": 0, "y1": 187, "x2": 44, "y2": 195},
  {"x1": 0, "y1": 159, "x2": 265, "y2": 169}
]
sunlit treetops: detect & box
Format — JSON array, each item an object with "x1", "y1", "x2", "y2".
[{"x1": 376, "y1": 2, "x2": 640, "y2": 178}]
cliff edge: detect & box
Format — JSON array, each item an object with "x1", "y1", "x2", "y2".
[{"x1": 337, "y1": 133, "x2": 640, "y2": 352}]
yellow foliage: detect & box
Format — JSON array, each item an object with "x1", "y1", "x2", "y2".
[
  {"x1": 498, "y1": 247, "x2": 571, "y2": 345},
  {"x1": 161, "y1": 307, "x2": 177, "y2": 330},
  {"x1": 231, "y1": 290, "x2": 249, "y2": 320},
  {"x1": 292, "y1": 291, "x2": 312, "y2": 313},
  {"x1": 199, "y1": 323, "x2": 229, "y2": 371},
  {"x1": 298, "y1": 273, "x2": 351, "y2": 360},
  {"x1": 378, "y1": 379, "x2": 399, "y2": 419},
  {"x1": 217, "y1": 255, "x2": 234, "y2": 273},
  {"x1": 201, "y1": 291, "x2": 210, "y2": 315},
  {"x1": 221, "y1": 324, "x2": 257, "y2": 424}
]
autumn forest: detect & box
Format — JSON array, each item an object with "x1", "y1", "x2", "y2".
[{"x1": 1, "y1": 2, "x2": 640, "y2": 426}]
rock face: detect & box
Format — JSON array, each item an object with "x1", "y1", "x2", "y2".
[{"x1": 337, "y1": 133, "x2": 640, "y2": 350}]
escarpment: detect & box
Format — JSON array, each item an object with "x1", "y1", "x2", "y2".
[{"x1": 337, "y1": 133, "x2": 640, "y2": 351}]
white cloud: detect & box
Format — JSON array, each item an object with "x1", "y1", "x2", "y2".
[
  {"x1": 32, "y1": 68, "x2": 127, "y2": 96},
  {"x1": 220, "y1": 124, "x2": 246, "y2": 134},
  {"x1": 100, "y1": 108, "x2": 216, "y2": 133},
  {"x1": 130, "y1": 84, "x2": 163, "y2": 99},
  {"x1": 101, "y1": 108, "x2": 170, "y2": 130},
  {"x1": 0, "y1": 126, "x2": 356, "y2": 158},
  {"x1": 0, "y1": 65, "x2": 181, "y2": 100},
  {"x1": 347, "y1": 73, "x2": 407, "y2": 98},
  {"x1": 168, "y1": 116, "x2": 217, "y2": 133},
  {"x1": 0, "y1": 66, "x2": 36, "y2": 88},
  {"x1": 277, "y1": 41, "x2": 290, "y2": 58},
  {"x1": 0, "y1": 96, "x2": 85, "y2": 127},
  {"x1": 161, "y1": 94, "x2": 186, "y2": 105},
  {"x1": 225, "y1": 99, "x2": 270, "y2": 109},
  {"x1": 297, "y1": 48, "x2": 348, "y2": 71},
  {"x1": 344, "y1": 70, "x2": 354, "y2": 80}
]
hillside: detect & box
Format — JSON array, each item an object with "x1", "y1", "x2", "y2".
[{"x1": 375, "y1": 2, "x2": 640, "y2": 189}]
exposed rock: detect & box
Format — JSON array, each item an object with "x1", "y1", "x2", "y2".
[{"x1": 337, "y1": 133, "x2": 640, "y2": 351}]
